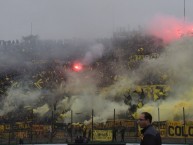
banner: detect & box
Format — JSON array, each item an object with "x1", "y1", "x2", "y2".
[
  {"x1": 105, "y1": 120, "x2": 136, "y2": 128},
  {"x1": 93, "y1": 130, "x2": 112, "y2": 141},
  {"x1": 33, "y1": 125, "x2": 44, "y2": 132},
  {"x1": 126, "y1": 144, "x2": 188, "y2": 145},
  {"x1": 152, "y1": 121, "x2": 167, "y2": 137},
  {"x1": 15, "y1": 131, "x2": 28, "y2": 138},
  {"x1": 167, "y1": 121, "x2": 193, "y2": 138},
  {"x1": 0, "y1": 125, "x2": 4, "y2": 132},
  {"x1": 12, "y1": 122, "x2": 30, "y2": 130},
  {"x1": 55, "y1": 131, "x2": 65, "y2": 139},
  {"x1": 0, "y1": 133, "x2": 9, "y2": 139},
  {"x1": 3, "y1": 124, "x2": 10, "y2": 132}
]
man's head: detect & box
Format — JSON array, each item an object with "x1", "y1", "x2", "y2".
[{"x1": 137, "y1": 112, "x2": 152, "y2": 128}]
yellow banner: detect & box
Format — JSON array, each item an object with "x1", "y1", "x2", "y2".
[
  {"x1": 152, "y1": 121, "x2": 167, "y2": 137},
  {"x1": 55, "y1": 131, "x2": 65, "y2": 139},
  {"x1": 93, "y1": 130, "x2": 112, "y2": 141},
  {"x1": 15, "y1": 131, "x2": 28, "y2": 139},
  {"x1": 167, "y1": 121, "x2": 193, "y2": 138},
  {"x1": 43, "y1": 125, "x2": 51, "y2": 132},
  {"x1": 15, "y1": 122, "x2": 30, "y2": 129},
  {"x1": 105, "y1": 120, "x2": 136, "y2": 128},
  {"x1": 33, "y1": 125, "x2": 44, "y2": 132},
  {"x1": 4, "y1": 124, "x2": 10, "y2": 131},
  {"x1": 0, "y1": 133, "x2": 9, "y2": 139},
  {"x1": 0, "y1": 125, "x2": 4, "y2": 132}
]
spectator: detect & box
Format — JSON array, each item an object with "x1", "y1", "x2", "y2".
[
  {"x1": 137, "y1": 112, "x2": 162, "y2": 145},
  {"x1": 112, "y1": 128, "x2": 117, "y2": 142},
  {"x1": 19, "y1": 138, "x2": 23, "y2": 145},
  {"x1": 120, "y1": 127, "x2": 125, "y2": 142}
]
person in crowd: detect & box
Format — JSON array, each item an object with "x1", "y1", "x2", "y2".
[
  {"x1": 88, "y1": 129, "x2": 91, "y2": 141},
  {"x1": 19, "y1": 138, "x2": 24, "y2": 145},
  {"x1": 137, "y1": 112, "x2": 162, "y2": 145},
  {"x1": 112, "y1": 127, "x2": 117, "y2": 142},
  {"x1": 75, "y1": 135, "x2": 84, "y2": 143},
  {"x1": 120, "y1": 127, "x2": 125, "y2": 142}
]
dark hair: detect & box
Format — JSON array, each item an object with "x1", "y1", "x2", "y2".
[{"x1": 141, "y1": 112, "x2": 152, "y2": 123}]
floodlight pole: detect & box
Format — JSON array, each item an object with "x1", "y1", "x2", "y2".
[
  {"x1": 31, "y1": 22, "x2": 33, "y2": 36},
  {"x1": 114, "y1": 109, "x2": 115, "y2": 129},
  {"x1": 158, "y1": 107, "x2": 160, "y2": 133},
  {"x1": 92, "y1": 109, "x2": 94, "y2": 141},
  {"x1": 184, "y1": 0, "x2": 186, "y2": 22},
  {"x1": 183, "y1": 107, "x2": 186, "y2": 144},
  {"x1": 71, "y1": 110, "x2": 73, "y2": 143}
]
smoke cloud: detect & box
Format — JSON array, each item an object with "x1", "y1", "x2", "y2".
[
  {"x1": 137, "y1": 37, "x2": 193, "y2": 121},
  {"x1": 146, "y1": 15, "x2": 193, "y2": 43},
  {"x1": 1, "y1": 17, "x2": 193, "y2": 123}
]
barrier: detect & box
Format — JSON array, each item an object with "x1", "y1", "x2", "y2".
[
  {"x1": 24, "y1": 144, "x2": 67, "y2": 145},
  {"x1": 126, "y1": 144, "x2": 189, "y2": 145},
  {"x1": 24, "y1": 143, "x2": 189, "y2": 145}
]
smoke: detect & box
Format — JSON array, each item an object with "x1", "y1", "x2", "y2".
[
  {"x1": 0, "y1": 37, "x2": 118, "y2": 121},
  {"x1": 82, "y1": 43, "x2": 104, "y2": 65},
  {"x1": 56, "y1": 72, "x2": 134, "y2": 123},
  {"x1": 2, "y1": 20, "x2": 193, "y2": 123},
  {"x1": 33, "y1": 104, "x2": 49, "y2": 117},
  {"x1": 137, "y1": 37, "x2": 193, "y2": 121},
  {"x1": 146, "y1": 15, "x2": 193, "y2": 43},
  {"x1": 0, "y1": 86, "x2": 41, "y2": 116}
]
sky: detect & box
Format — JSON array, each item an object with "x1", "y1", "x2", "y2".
[{"x1": 0, "y1": 0, "x2": 193, "y2": 40}]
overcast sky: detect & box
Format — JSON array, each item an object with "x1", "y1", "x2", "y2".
[{"x1": 0, "y1": 0, "x2": 193, "y2": 40}]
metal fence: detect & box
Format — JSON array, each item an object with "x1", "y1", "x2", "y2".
[{"x1": 0, "y1": 108, "x2": 193, "y2": 144}]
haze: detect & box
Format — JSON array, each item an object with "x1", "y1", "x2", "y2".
[{"x1": 1, "y1": 0, "x2": 193, "y2": 40}]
